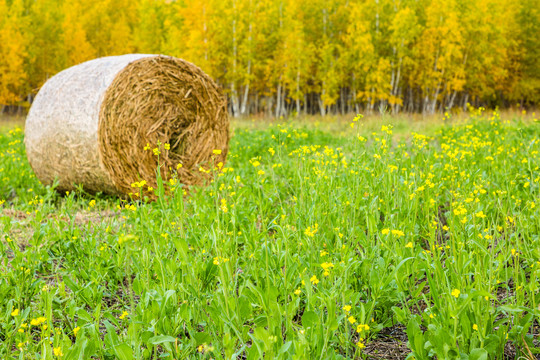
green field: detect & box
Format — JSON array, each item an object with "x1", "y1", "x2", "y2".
[{"x1": 0, "y1": 111, "x2": 539, "y2": 359}]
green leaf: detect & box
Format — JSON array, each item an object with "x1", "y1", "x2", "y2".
[
  {"x1": 498, "y1": 305, "x2": 525, "y2": 314},
  {"x1": 392, "y1": 306, "x2": 407, "y2": 323},
  {"x1": 327, "y1": 316, "x2": 339, "y2": 331},
  {"x1": 76, "y1": 308, "x2": 93, "y2": 323},
  {"x1": 278, "y1": 341, "x2": 292, "y2": 355},
  {"x1": 148, "y1": 335, "x2": 177, "y2": 345},
  {"x1": 469, "y1": 348, "x2": 488, "y2": 360},
  {"x1": 301, "y1": 310, "x2": 318, "y2": 329},
  {"x1": 113, "y1": 344, "x2": 133, "y2": 360},
  {"x1": 483, "y1": 334, "x2": 501, "y2": 355},
  {"x1": 63, "y1": 277, "x2": 80, "y2": 293},
  {"x1": 104, "y1": 321, "x2": 119, "y2": 346},
  {"x1": 193, "y1": 332, "x2": 212, "y2": 346},
  {"x1": 238, "y1": 295, "x2": 252, "y2": 318}
]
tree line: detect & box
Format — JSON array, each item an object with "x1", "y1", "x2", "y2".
[{"x1": 0, "y1": 0, "x2": 538, "y2": 116}]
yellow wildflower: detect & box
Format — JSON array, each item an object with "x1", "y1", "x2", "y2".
[
  {"x1": 391, "y1": 230, "x2": 405, "y2": 237},
  {"x1": 357, "y1": 324, "x2": 370, "y2": 332},
  {"x1": 30, "y1": 317, "x2": 46, "y2": 326},
  {"x1": 53, "y1": 347, "x2": 63, "y2": 356},
  {"x1": 476, "y1": 211, "x2": 486, "y2": 218},
  {"x1": 119, "y1": 311, "x2": 128, "y2": 320},
  {"x1": 321, "y1": 262, "x2": 334, "y2": 270},
  {"x1": 304, "y1": 224, "x2": 319, "y2": 237}
]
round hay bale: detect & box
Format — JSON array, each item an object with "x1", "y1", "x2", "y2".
[{"x1": 25, "y1": 54, "x2": 229, "y2": 197}]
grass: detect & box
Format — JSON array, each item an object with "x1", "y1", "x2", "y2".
[{"x1": 0, "y1": 109, "x2": 539, "y2": 359}]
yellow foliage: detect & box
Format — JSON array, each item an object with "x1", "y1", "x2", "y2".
[{"x1": 0, "y1": 0, "x2": 538, "y2": 111}]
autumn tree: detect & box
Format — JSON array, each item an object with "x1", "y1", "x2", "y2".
[
  {"x1": 133, "y1": 0, "x2": 166, "y2": 54},
  {"x1": 0, "y1": 0, "x2": 29, "y2": 106},
  {"x1": 61, "y1": 0, "x2": 96, "y2": 67},
  {"x1": 26, "y1": 0, "x2": 64, "y2": 94}
]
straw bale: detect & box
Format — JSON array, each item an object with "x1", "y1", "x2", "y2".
[{"x1": 24, "y1": 54, "x2": 229, "y2": 197}]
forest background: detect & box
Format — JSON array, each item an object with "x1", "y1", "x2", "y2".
[{"x1": 0, "y1": 0, "x2": 538, "y2": 117}]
